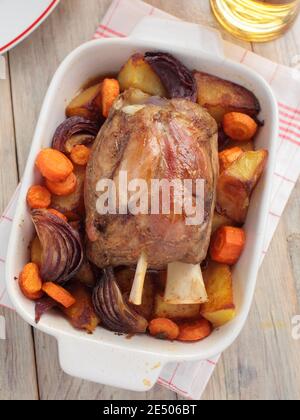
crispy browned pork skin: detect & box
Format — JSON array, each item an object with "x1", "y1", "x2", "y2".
[{"x1": 85, "y1": 89, "x2": 218, "y2": 270}]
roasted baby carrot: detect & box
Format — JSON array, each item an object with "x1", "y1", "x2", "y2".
[
  {"x1": 48, "y1": 208, "x2": 68, "y2": 222},
  {"x1": 46, "y1": 172, "x2": 77, "y2": 196},
  {"x1": 102, "y1": 78, "x2": 120, "y2": 118},
  {"x1": 210, "y1": 226, "x2": 246, "y2": 265},
  {"x1": 42, "y1": 282, "x2": 76, "y2": 308},
  {"x1": 149, "y1": 318, "x2": 180, "y2": 340},
  {"x1": 219, "y1": 147, "x2": 243, "y2": 173},
  {"x1": 223, "y1": 112, "x2": 258, "y2": 142},
  {"x1": 177, "y1": 318, "x2": 212, "y2": 342},
  {"x1": 36, "y1": 148, "x2": 74, "y2": 182},
  {"x1": 19, "y1": 263, "x2": 43, "y2": 300},
  {"x1": 70, "y1": 145, "x2": 91, "y2": 166},
  {"x1": 27, "y1": 185, "x2": 51, "y2": 209}
]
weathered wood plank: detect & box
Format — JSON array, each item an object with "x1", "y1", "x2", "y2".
[
  {"x1": 202, "y1": 220, "x2": 300, "y2": 400},
  {"x1": 0, "y1": 54, "x2": 38, "y2": 401}
]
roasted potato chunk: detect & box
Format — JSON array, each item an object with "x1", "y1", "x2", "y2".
[
  {"x1": 66, "y1": 83, "x2": 102, "y2": 120},
  {"x1": 201, "y1": 261, "x2": 236, "y2": 327},
  {"x1": 154, "y1": 293, "x2": 201, "y2": 320},
  {"x1": 75, "y1": 260, "x2": 96, "y2": 288},
  {"x1": 62, "y1": 283, "x2": 100, "y2": 333},
  {"x1": 118, "y1": 54, "x2": 167, "y2": 97},
  {"x1": 194, "y1": 72, "x2": 260, "y2": 124},
  {"x1": 217, "y1": 150, "x2": 268, "y2": 223},
  {"x1": 51, "y1": 165, "x2": 85, "y2": 217}
]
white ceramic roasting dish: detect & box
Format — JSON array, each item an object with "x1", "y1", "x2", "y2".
[{"x1": 6, "y1": 18, "x2": 278, "y2": 392}]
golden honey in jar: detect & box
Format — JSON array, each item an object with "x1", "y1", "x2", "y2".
[{"x1": 210, "y1": 0, "x2": 300, "y2": 42}]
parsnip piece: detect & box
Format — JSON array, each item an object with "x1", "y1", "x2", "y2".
[
  {"x1": 164, "y1": 262, "x2": 208, "y2": 305},
  {"x1": 129, "y1": 252, "x2": 148, "y2": 306}
]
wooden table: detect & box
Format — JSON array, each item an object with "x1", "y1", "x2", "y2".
[{"x1": 1, "y1": 0, "x2": 300, "y2": 401}]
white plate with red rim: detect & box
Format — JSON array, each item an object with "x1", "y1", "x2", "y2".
[{"x1": 0, "y1": 0, "x2": 60, "y2": 54}]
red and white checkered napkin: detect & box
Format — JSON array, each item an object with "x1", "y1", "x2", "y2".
[{"x1": 1, "y1": 0, "x2": 300, "y2": 399}]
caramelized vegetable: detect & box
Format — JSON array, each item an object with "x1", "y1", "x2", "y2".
[
  {"x1": 145, "y1": 52, "x2": 197, "y2": 101},
  {"x1": 70, "y1": 145, "x2": 90, "y2": 166},
  {"x1": 75, "y1": 260, "x2": 96, "y2": 288},
  {"x1": 227, "y1": 139, "x2": 255, "y2": 152},
  {"x1": 201, "y1": 261, "x2": 236, "y2": 327},
  {"x1": 27, "y1": 185, "x2": 51, "y2": 209},
  {"x1": 114, "y1": 268, "x2": 155, "y2": 320},
  {"x1": 35, "y1": 297, "x2": 57, "y2": 323},
  {"x1": 154, "y1": 293, "x2": 201, "y2": 320},
  {"x1": 102, "y1": 78, "x2": 120, "y2": 118},
  {"x1": 47, "y1": 209, "x2": 68, "y2": 222},
  {"x1": 223, "y1": 112, "x2": 258, "y2": 142},
  {"x1": 42, "y1": 282, "x2": 76, "y2": 308},
  {"x1": 148, "y1": 318, "x2": 179, "y2": 340},
  {"x1": 92, "y1": 268, "x2": 148, "y2": 334},
  {"x1": 19, "y1": 263, "x2": 43, "y2": 300},
  {"x1": 177, "y1": 318, "x2": 212, "y2": 342},
  {"x1": 52, "y1": 116, "x2": 100, "y2": 153},
  {"x1": 217, "y1": 150, "x2": 268, "y2": 223},
  {"x1": 51, "y1": 165, "x2": 85, "y2": 217},
  {"x1": 36, "y1": 149, "x2": 73, "y2": 182},
  {"x1": 66, "y1": 83, "x2": 103, "y2": 120},
  {"x1": 46, "y1": 172, "x2": 77, "y2": 196},
  {"x1": 118, "y1": 53, "x2": 167, "y2": 97},
  {"x1": 32, "y1": 209, "x2": 83, "y2": 284},
  {"x1": 219, "y1": 147, "x2": 243, "y2": 173},
  {"x1": 210, "y1": 226, "x2": 246, "y2": 265},
  {"x1": 30, "y1": 236, "x2": 43, "y2": 267},
  {"x1": 62, "y1": 283, "x2": 100, "y2": 333},
  {"x1": 194, "y1": 72, "x2": 261, "y2": 124}
]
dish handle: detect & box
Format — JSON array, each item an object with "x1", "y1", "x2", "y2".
[
  {"x1": 57, "y1": 335, "x2": 167, "y2": 392},
  {"x1": 130, "y1": 16, "x2": 224, "y2": 59}
]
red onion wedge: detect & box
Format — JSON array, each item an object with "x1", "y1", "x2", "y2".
[
  {"x1": 52, "y1": 116, "x2": 101, "y2": 153},
  {"x1": 31, "y1": 210, "x2": 83, "y2": 284},
  {"x1": 144, "y1": 52, "x2": 197, "y2": 102},
  {"x1": 92, "y1": 268, "x2": 148, "y2": 334},
  {"x1": 35, "y1": 296, "x2": 57, "y2": 323}
]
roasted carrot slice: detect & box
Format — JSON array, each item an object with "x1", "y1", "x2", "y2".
[
  {"x1": 27, "y1": 185, "x2": 51, "y2": 209},
  {"x1": 19, "y1": 263, "x2": 43, "y2": 300},
  {"x1": 36, "y1": 148, "x2": 74, "y2": 182},
  {"x1": 223, "y1": 112, "x2": 258, "y2": 142},
  {"x1": 46, "y1": 172, "x2": 77, "y2": 196},
  {"x1": 47, "y1": 208, "x2": 68, "y2": 222},
  {"x1": 42, "y1": 282, "x2": 76, "y2": 308},
  {"x1": 219, "y1": 147, "x2": 243, "y2": 173},
  {"x1": 148, "y1": 318, "x2": 179, "y2": 340},
  {"x1": 102, "y1": 78, "x2": 120, "y2": 118},
  {"x1": 177, "y1": 318, "x2": 212, "y2": 342},
  {"x1": 70, "y1": 145, "x2": 91, "y2": 166},
  {"x1": 210, "y1": 226, "x2": 246, "y2": 265}
]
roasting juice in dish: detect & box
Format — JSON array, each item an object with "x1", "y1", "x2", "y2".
[{"x1": 20, "y1": 52, "x2": 268, "y2": 343}]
